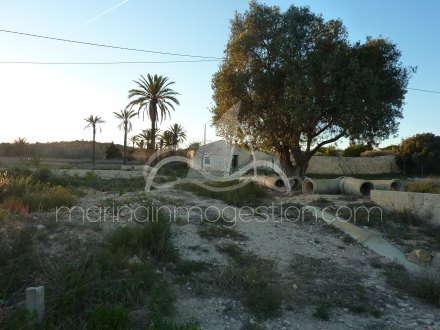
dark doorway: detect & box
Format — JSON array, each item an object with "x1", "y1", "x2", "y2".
[{"x1": 231, "y1": 155, "x2": 239, "y2": 173}]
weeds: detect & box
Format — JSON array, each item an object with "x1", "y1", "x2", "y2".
[
  {"x1": 384, "y1": 262, "x2": 440, "y2": 306},
  {"x1": 198, "y1": 222, "x2": 247, "y2": 241},
  {"x1": 216, "y1": 244, "x2": 282, "y2": 318},
  {"x1": 405, "y1": 181, "x2": 440, "y2": 194},
  {"x1": 178, "y1": 181, "x2": 266, "y2": 207}
]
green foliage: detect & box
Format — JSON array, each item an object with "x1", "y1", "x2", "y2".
[
  {"x1": 360, "y1": 149, "x2": 397, "y2": 157},
  {"x1": 89, "y1": 304, "x2": 129, "y2": 330},
  {"x1": 318, "y1": 145, "x2": 339, "y2": 156},
  {"x1": 0, "y1": 228, "x2": 36, "y2": 300},
  {"x1": 217, "y1": 244, "x2": 282, "y2": 318},
  {"x1": 108, "y1": 217, "x2": 177, "y2": 262},
  {"x1": 104, "y1": 142, "x2": 122, "y2": 159},
  {"x1": 313, "y1": 302, "x2": 330, "y2": 321},
  {"x1": 178, "y1": 180, "x2": 266, "y2": 207},
  {"x1": 0, "y1": 172, "x2": 77, "y2": 212},
  {"x1": 396, "y1": 133, "x2": 440, "y2": 175},
  {"x1": 1, "y1": 309, "x2": 38, "y2": 330},
  {"x1": 342, "y1": 144, "x2": 371, "y2": 157},
  {"x1": 384, "y1": 263, "x2": 440, "y2": 306},
  {"x1": 32, "y1": 167, "x2": 53, "y2": 182},
  {"x1": 212, "y1": 1, "x2": 412, "y2": 176},
  {"x1": 405, "y1": 181, "x2": 440, "y2": 194},
  {"x1": 127, "y1": 74, "x2": 180, "y2": 150}
]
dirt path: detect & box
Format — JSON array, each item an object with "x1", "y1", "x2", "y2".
[{"x1": 154, "y1": 188, "x2": 440, "y2": 330}]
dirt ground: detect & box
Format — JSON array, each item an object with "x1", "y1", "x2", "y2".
[
  {"x1": 0, "y1": 162, "x2": 434, "y2": 328},
  {"x1": 24, "y1": 173, "x2": 439, "y2": 330}
]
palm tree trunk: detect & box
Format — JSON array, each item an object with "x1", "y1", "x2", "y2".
[
  {"x1": 123, "y1": 122, "x2": 128, "y2": 165},
  {"x1": 150, "y1": 103, "x2": 157, "y2": 150},
  {"x1": 92, "y1": 126, "x2": 96, "y2": 165}
]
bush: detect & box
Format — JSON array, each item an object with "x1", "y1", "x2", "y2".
[
  {"x1": 32, "y1": 168, "x2": 53, "y2": 183},
  {"x1": 405, "y1": 181, "x2": 440, "y2": 194},
  {"x1": 89, "y1": 304, "x2": 129, "y2": 330},
  {"x1": 217, "y1": 244, "x2": 282, "y2": 318},
  {"x1": 178, "y1": 180, "x2": 266, "y2": 207},
  {"x1": 396, "y1": 133, "x2": 440, "y2": 176},
  {"x1": 360, "y1": 149, "x2": 397, "y2": 157},
  {"x1": 342, "y1": 144, "x2": 372, "y2": 157},
  {"x1": 22, "y1": 185, "x2": 76, "y2": 211},
  {"x1": 105, "y1": 142, "x2": 122, "y2": 159}
]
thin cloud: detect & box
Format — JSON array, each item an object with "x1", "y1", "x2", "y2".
[{"x1": 73, "y1": 0, "x2": 129, "y2": 32}]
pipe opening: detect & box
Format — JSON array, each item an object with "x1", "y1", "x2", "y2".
[
  {"x1": 390, "y1": 181, "x2": 402, "y2": 191},
  {"x1": 360, "y1": 182, "x2": 374, "y2": 196},
  {"x1": 303, "y1": 180, "x2": 314, "y2": 194},
  {"x1": 275, "y1": 179, "x2": 284, "y2": 188}
]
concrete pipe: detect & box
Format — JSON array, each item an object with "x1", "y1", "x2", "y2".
[
  {"x1": 370, "y1": 179, "x2": 403, "y2": 192},
  {"x1": 339, "y1": 177, "x2": 374, "y2": 196},
  {"x1": 302, "y1": 177, "x2": 343, "y2": 195},
  {"x1": 289, "y1": 176, "x2": 302, "y2": 190},
  {"x1": 245, "y1": 175, "x2": 288, "y2": 192}
]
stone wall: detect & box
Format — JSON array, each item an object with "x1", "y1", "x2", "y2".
[
  {"x1": 307, "y1": 155, "x2": 399, "y2": 175},
  {"x1": 371, "y1": 190, "x2": 440, "y2": 225}
]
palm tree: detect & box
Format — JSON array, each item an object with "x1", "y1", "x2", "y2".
[
  {"x1": 113, "y1": 109, "x2": 137, "y2": 165},
  {"x1": 127, "y1": 74, "x2": 180, "y2": 150},
  {"x1": 167, "y1": 123, "x2": 187, "y2": 149},
  {"x1": 84, "y1": 115, "x2": 105, "y2": 165},
  {"x1": 137, "y1": 128, "x2": 161, "y2": 155},
  {"x1": 129, "y1": 135, "x2": 139, "y2": 151},
  {"x1": 160, "y1": 131, "x2": 174, "y2": 149}
]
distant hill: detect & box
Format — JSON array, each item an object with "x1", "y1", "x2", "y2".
[{"x1": 0, "y1": 140, "x2": 124, "y2": 160}]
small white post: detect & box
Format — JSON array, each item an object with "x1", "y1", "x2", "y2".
[{"x1": 26, "y1": 286, "x2": 45, "y2": 323}]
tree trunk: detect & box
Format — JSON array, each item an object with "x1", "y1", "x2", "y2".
[
  {"x1": 92, "y1": 127, "x2": 96, "y2": 165},
  {"x1": 275, "y1": 145, "x2": 294, "y2": 177},
  {"x1": 123, "y1": 123, "x2": 127, "y2": 165},
  {"x1": 149, "y1": 103, "x2": 157, "y2": 150},
  {"x1": 291, "y1": 153, "x2": 310, "y2": 178}
]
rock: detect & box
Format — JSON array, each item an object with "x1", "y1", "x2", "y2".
[
  {"x1": 418, "y1": 318, "x2": 433, "y2": 325},
  {"x1": 407, "y1": 249, "x2": 432, "y2": 265},
  {"x1": 430, "y1": 252, "x2": 440, "y2": 271},
  {"x1": 128, "y1": 308, "x2": 148, "y2": 327},
  {"x1": 36, "y1": 224, "x2": 45, "y2": 230},
  {"x1": 292, "y1": 283, "x2": 299, "y2": 290},
  {"x1": 128, "y1": 256, "x2": 142, "y2": 265}
]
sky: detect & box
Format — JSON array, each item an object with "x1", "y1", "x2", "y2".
[{"x1": 0, "y1": 0, "x2": 439, "y2": 148}]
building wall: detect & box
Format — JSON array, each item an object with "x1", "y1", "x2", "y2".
[
  {"x1": 371, "y1": 190, "x2": 440, "y2": 225},
  {"x1": 307, "y1": 155, "x2": 399, "y2": 175}
]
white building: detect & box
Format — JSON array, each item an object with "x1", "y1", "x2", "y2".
[{"x1": 188, "y1": 140, "x2": 277, "y2": 176}]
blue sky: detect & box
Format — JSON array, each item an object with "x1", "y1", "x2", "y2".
[{"x1": 0, "y1": 0, "x2": 439, "y2": 148}]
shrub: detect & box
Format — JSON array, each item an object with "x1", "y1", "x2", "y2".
[
  {"x1": 32, "y1": 168, "x2": 53, "y2": 183},
  {"x1": 405, "y1": 181, "x2": 440, "y2": 194},
  {"x1": 22, "y1": 185, "x2": 76, "y2": 212},
  {"x1": 89, "y1": 304, "x2": 129, "y2": 330},
  {"x1": 360, "y1": 149, "x2": 397, "y2": 157},
  {"x1": 178, "y1": 180, "x2": 266, "y2": 207},
  {"x1": 396, "y1": 133, "x2": 440, "y2": 176},
  {"x1": 342, "y1": 144, "x2": 372, "y2": 157},
  {"x1": 108, "y1": 220, "x2": 177, "y2": 262},
  {"x1": 1, "y1": 198, "x2": 29, "y2": 218},
  {"x1": 217, "y1": 244, "x2": 282, "y2": 318},
  {"x1": 105, "y1": 142, "x2": 122, "y2": 159}
]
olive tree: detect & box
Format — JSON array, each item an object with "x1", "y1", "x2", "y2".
[{"x1": 212, "y1": 1, "x2": 413, "y2": 177}]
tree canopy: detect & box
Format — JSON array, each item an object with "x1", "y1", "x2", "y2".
[{"x1": 212, "y1": 1, "x2": 413, "y2": 176}]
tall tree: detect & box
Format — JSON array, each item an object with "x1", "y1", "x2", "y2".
[
  {"x1": 212, "y1": 1, "x2": 413, "y2": 177},
  {"x1": 160, "y1": 131, "x2": 174, "y2": 148},
  {"x1": 113, "y1": 109, "x2": 137, "y2": 165},
  {"x1": 84, "y1": 115, "x2": 105, "y2": 165},
  {"x1": 167, "y1": 123, "x2": 187, "y2": 149},
  {"x1": 127, "y1": 74, "x2": 180, "y2": 150},
  {"x1": 137, "y1": 129, "x2": 161, "y2": 158},
  {"x1": 128, "y1": 135, "x2": 139, "y2": 151}
]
